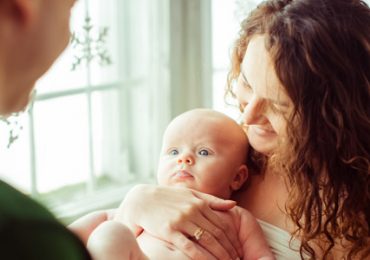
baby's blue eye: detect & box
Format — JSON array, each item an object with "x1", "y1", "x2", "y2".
[
  {"x1": 169, "y1": 149, "x2": 179, "y2": 155},
  {"x1": 198, "y1": 149, "x2": 209, "y2": 156}
]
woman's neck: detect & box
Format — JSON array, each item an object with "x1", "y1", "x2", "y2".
[{"x1": 232, "y1": 168, "x2": 295, "y2": 233}]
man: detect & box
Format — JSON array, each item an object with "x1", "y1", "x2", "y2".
[{"x1": 0, "y1": 1, "x2": 90, "y2": 259}]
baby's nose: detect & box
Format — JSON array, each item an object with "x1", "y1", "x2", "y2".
[{"x1": 177, "y1": 155, "x2": 194, "y2": 165}]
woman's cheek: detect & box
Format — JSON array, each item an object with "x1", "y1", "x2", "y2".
[
  {"x1": 234, "y1": 80, "x2": 245, "y2": 106},
  {"x1": 266, "y1": 112, "x2": 285, "y2": 136}
]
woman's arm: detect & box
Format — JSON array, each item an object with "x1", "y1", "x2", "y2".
[{"x1": 114, "y1": 184, "x2": 243, "y2": 260}]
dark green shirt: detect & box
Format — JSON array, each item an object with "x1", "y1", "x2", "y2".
[{"x1": 0, "y1": 180, "x2": 91, "y2": 260}]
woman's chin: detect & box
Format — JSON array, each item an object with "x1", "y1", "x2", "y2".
[{"x1": 247, "y1": 126, "x2": 279, "y2": 155}]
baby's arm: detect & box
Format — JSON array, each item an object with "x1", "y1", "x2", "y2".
[
  {"x1": 70, "y1": 210, "x2": 148, "y2": 260},
  {"x1": 69, "y1": 209, "x2": 116, "y2": 244},
  {"x1": 235, "y1": 207, "x2": 275, "y2": 260},
  {"x1": 87, "y1": 220, "x2": 148, "y2": 260},
  {"x1": 69, "y1": 197, "x2": 145, "y2": 245}
]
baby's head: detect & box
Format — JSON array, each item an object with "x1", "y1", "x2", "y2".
[{"x1": 157, "y1": 108, "x2": 249, "y2": 199}]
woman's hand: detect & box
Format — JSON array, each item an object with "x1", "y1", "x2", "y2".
[{"x1": 114, "y1": 184, "x2": 243, "y2": 260}]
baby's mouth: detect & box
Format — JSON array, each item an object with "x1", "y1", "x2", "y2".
[{"x1": 173, "y1": 170, "x2": 193, "y2": 178}]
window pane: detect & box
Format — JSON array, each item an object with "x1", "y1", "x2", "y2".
[
  {"x1": 0, "y1": 114, "x2": 31, "y2": 192},
  {"x1": 212, "y1": 0, "x2": 261, "y2": 118},
  {"x1": 33, "y1": 95, "x2": 90, "y2": 193},
  {"x1": 91, "y1": 88, "x2": 129, "y2": 183},
  {"x1": 127, "y1": 82, "x2": 152, "y2": 177},
  {"x1": 81, "y1": 0, "x2": 120, "y2": 85},
  {"x1": 123, "y1": 0, "x2": 151, "y2": 79},
  {"x1": 0, "y1": 0, "x2": 169, "y2": 214},
  {"x1": 212, "y1": 0, "x2": 240, "y2": 70}
]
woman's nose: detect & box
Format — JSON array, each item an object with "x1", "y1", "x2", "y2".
[
  {"x1": 241, "y1": 96, "x2": 266, "y2": 125},
  {"x1": 177, "y1": 154, "x2": 194, "y2": 165}
]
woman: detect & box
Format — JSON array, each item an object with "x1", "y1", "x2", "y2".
[
  {"x1": 0, "y1": 0, "x2": 90, "y2": 258},
  {"x1": 112, "y1": 0, "x2": 370, "y2": 259}
]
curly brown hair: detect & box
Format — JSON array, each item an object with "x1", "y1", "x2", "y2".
[{"x1": 227, "y1": 0, "x2": 370, "y2": 259}]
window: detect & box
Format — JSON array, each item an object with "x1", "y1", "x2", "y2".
[
  {"x1": 0, "y1": 0, "x2": 172, "y2": 221},
  {"x1": 0, "y1": 0, "x2": 217, "y2": 222},
  {"x1": 0, "y1": 0, "x2": 262, "y2": 221},
  {"x1": 211, "y1": 0, "x2": 261, "y2": 120}
]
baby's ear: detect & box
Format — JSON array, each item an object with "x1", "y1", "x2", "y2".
[{"x1": 230, "y1": 165, "x2": 248, "y2": 191}]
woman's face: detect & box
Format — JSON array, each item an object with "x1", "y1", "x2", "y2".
[{"x1": 234, "y1": 35, "x2": 293, "y2": 155}]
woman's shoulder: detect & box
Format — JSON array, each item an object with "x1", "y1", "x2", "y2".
[
  {"x1": 257, "y1": 219, "x2": 304, "y2": 260},
  {"x1": 220, "y1": 207, "x2": 305, "y2": 259}
]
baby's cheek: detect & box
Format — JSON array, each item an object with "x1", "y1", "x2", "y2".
[{"x1": 156, "y1": 164, "x2": 172, "y2": 185}]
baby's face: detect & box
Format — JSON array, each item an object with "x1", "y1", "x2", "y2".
[{"x1": 157, "y1": 110, "x2": 248, "y2": 199}]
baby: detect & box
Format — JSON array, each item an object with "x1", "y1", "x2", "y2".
[{"x1": 86, "y1": 108, "x2": 274, "y2": 260}]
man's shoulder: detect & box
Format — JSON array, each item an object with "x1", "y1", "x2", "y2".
[
  {"x1": 0, "y1": 180, "x2": 91, "y2": 259},
  {"x1": 0, "y1": 179, "x2": 54, "y2": 222}
]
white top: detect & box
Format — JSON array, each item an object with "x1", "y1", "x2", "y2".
[{"x1": 257, "y1": 219, "x2": 303, "y2": 260}]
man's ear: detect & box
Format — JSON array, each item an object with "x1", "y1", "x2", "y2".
[
  {"x1": 230, "y1": 164, "x2": 248, "y2": 191},
  {"x1": 2, "y1": 0, "x2": 40, "y2": 29}
]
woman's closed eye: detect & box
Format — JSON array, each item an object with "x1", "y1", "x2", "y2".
[
  {"x1": 269, "y1": 101, "x2": 290, "y2": 115},
  {"x1": 239, "y1": 72, "x2": 253, "y2": 91}
]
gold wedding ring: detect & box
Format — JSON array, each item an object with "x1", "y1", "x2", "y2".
[{"x1": 193, "y1": 227, "x2": 205, "y2": 241}]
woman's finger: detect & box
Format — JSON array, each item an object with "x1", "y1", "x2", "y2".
[
  {"x1": 169, "y1": 231, "x2": 208, "y2": 260},
  {"x1": 193, "y1": 211, "x2": 240, "y2": 260},
  {"x1": 201, "y1": 205, "x2": 243, "y2": 257},
  {"x1": 181, "y1": 221, "x2": 233, "y2": 260},
  {"x1": 193, "y1": 190, "x2": 237, "y2": 210},
  {"x1": 191, "y1": 192, "x2": 243, "y2": 257}
]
